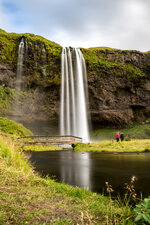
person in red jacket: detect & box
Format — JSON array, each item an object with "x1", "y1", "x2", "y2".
[{"x1": 116, "y1": 131, "x2": 119, "y2": 142}]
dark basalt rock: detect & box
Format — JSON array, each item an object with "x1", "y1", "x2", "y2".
[{"x1": 0, "y1": 29, "x2": 150, "y2": 127}]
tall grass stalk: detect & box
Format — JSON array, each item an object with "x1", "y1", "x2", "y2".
[{"x1": 0, "y1": 134, "x2": 32, "y2": 176}]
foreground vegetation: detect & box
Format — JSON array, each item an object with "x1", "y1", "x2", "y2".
[
  {"x1": 0, "y1": 120, "x2": 136, "y2": 224},
  {"x1": 0, "y1": 117, "x2": 150, "y2": 223}
]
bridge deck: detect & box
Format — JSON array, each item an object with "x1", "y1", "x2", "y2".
[{"x1": 19, "y1": 135, "x2": 82, "y2": 146}]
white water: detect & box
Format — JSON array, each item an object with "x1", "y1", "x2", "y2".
[
  {"x1": 42, "y1": 44, "x2": 47, "y2": 77},
  {"x1": 16, "y1": 38, "x2": 24, "y2": 90},
  {"x1": 68, "y1": 47, "x2": 76, "y2": 135},
  {"x1": 25, "y1": 39, "x2": 28, "y2": 57},
  {"x1": 60, "y1": 47, "x2": 89, "y2": 142},
  {"x1": 11, "y1": 38, "x2": 25, "y2": 117}
]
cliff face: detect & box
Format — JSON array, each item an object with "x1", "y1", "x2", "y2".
[
  {"x1": 0, "y1": 29, "x2": 61, "y2": 121},
  {"x1": 0, "y1": 29, "x2": 150, "y2": 127},
  {"x1": 81, "y1": 48, "x2": 150, "y2": 126}
]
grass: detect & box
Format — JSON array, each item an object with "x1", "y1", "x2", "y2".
[
  {"x1": 22, "y1": 144, "x2": 64, "y2": 152},
  {"x1": 0, "y1": 117, "x2": 33, "y2": 137},
  {"x1": 91, "y1": 123, "x2": 150, "y2": 141},
  {"x1": 82, "y1": 123, "x2": 150, "y2": 153},
  {"x1": 74, "y1": 139, "x2": 150, "y2": 153},
  {"x1": 0, "y1": 127, "x2": 136, "y2": 224}
]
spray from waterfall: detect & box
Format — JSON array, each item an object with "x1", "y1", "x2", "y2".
[{"x1": 60, "y1": 47, "x2": 89, "y2": 142}]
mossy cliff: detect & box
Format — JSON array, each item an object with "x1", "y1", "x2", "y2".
[
  {"x1": 81, "y1": 47, "x2": 150, "y2": 127},
  {"x1": 0, "y1": 28, "x2": 61, "y2": 120},
  {"x1": 0, "y1": 28, "x2": 150, "y2": 127}
]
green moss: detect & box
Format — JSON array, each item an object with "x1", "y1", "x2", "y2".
[
  {"x1": 0, "y1": 28, "x2": 148, "y2": 88},
  {"x1": 0, "y1": 87, "x2": 15, "y2": 115},
  {"x1": 0, "y1": 117, "x2": 33, "y2": 137},
  {"x1": 0, "y1": 29, "x2": 62, "y2": 87},
  {"x1": 81, "y1": 47, "x2": 146, "y2": 79}
]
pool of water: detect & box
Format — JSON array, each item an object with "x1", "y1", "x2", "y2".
[{"x1": 28, "y1": 150, "x2": 150, "y2": 197}]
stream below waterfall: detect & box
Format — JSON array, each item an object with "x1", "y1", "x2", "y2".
[{"x1": 28, "y1": 150, "x2": 150, "y2": 198}]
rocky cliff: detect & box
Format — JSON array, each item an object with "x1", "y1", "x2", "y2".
[{"x1": 0, "y1": 29, "x2": 150, "y2": 127}]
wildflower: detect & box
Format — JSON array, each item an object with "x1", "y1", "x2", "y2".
[
  {"x1": 124, "y1": 176, "x2": 137, "y2": 201},
  {"x1": 105, "y1": 181, "x2": 114, "y2": 193}
]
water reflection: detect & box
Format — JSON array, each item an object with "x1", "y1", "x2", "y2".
[
  {"x1": 54, "y1": 151, "x2": 91, "y2": 190},
  {"x1": 28, "y1": 151, "x2": 150, "y2": 197}
]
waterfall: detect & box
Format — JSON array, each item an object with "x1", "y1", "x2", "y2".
[
  {"x1": 60, "y1": 47, "x2": 89, "y2": 142},
  {"x1": 11, "y1": 38, "x2": 25, "y2": 118},
  {"x1": 25, "y1": 39, "x2": 28, "y2": 57},
  {"x1": 16, "y1": 38, "x2": 24, "y2": 90},
  {"x1": 42, "y1": 44, "x2": 47, "y2": 77}
]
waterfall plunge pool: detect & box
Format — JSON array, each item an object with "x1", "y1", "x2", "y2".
[{"x1": 28, "y1": 150, "x2": 150, "y2": 198}]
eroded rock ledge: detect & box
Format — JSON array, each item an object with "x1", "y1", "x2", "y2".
[{"x1": 0, "y1": 29, "x2": 150, "y2": 127}]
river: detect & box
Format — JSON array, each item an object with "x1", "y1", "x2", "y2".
[{"x1": 28, "y1": 150, "x2": 150, "y2": 198}]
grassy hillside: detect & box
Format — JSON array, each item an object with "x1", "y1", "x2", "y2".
[
  {"x1": 0, "y1": 117, "x2": 33, "y2": 137},
  {"x1": 81, "y1": 47, "x2": 147, "y2": 79},
  {"x1": 91, "y1": 123, "x2": 150, "y2": 141}
]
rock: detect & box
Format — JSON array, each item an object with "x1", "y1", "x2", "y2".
[
  {"x1": 91, "y1": 109, "x2": 134, "y2": 127},
  {"x1": 0, "y1": 29, "x2": 150, "y2": 127}
]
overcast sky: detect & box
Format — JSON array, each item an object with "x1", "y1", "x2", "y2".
[{"x1": 0, "y1": 0, "x2": 150, "y2": 51}]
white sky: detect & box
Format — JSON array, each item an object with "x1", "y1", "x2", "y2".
[{"x1": 0, "y1": 0, "x2": 150, "y2": 51}]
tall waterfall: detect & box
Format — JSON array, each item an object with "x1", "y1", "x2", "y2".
[
  {"x1": 60, "y1": 47, "x2": 89, "y2": 142},
  {"x1": 16, "y1": 38, "x2": 24, "y2": 90}
]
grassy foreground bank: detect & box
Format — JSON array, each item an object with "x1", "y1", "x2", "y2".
[
  {"x1": 75, "y1": 139, "x2": 150, "y2": 153},
  {"x1": 0, "y1": 133, "x2": 136, "y2": 224},
  {"x1": 0, "y1": 118, "x2": 136, "y2": 224}
]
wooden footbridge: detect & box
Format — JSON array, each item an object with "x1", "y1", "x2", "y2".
[{"x1": 19, "y1": 135, "x2": 82, "y2": 146}]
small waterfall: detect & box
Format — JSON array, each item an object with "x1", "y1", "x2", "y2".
[
  {"x1": 60, "y1": 47, "x2": 89, "y2": 142},
  {"x1": 42, "y1": 44, "x2": 47, "y2": 77},
  {"x1": 34, "y1": 42, "x2": 38, "y2": 69},
  {"x1": 25, "y1": 39, "x2": 28, "y2": 57},
  {"x1": 16, "y1": 38, "x2": 24, "y2": 90},
  {"x1": 11, "y1": 38, "x2": 25, "y2": 118}
]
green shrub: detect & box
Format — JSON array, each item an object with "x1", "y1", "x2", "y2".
[{"x1": 134, "y1": 198, "x2": 150, "y2": 224}]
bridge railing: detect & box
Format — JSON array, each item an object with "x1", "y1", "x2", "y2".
[{"x1": 18, "y1": 135, "x2": 82, "y2": 145}]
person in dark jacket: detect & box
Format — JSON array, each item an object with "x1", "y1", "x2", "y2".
[
  {"x1": 72, "y1": 143, "x2": 75, "y2": 150},
  {"x1": 120, "y1": 133, "x2": 124, "y2": 141}
]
